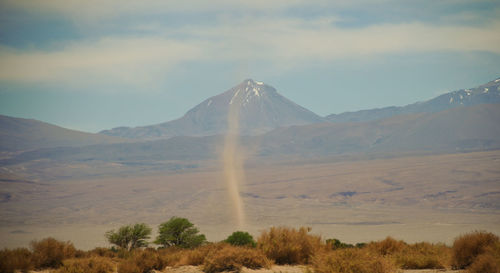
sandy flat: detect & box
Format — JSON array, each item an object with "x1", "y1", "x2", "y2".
[{"x1": 159, "y1": 266, "x2": 464, "y2": 273}]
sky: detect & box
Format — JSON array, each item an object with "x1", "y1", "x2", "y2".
[{"x1": 0, "y1": 0, "x2": 499, "y2": 133}]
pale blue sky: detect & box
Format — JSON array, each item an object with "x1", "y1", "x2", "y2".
[{"x1": 1, "y1": 0, "x2": 499, "y2": 132}]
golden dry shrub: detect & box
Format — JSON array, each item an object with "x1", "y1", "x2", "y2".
[
  {"x1": 57, "y1": 257, "x2": 115, "y2": 273},
  {"x1": 467, "y1": 241, "x2": 500, "y2": 273},
  {"x1": 174, "y1": 243, "x2": 226, "y2": 266},
  {"x1": 367, "y1": 237, "x2": 407, "y2": 256},
  {"x1": 31, "y1": 237, "x2": 76, "y2": 269},
  {"x1": 0, "y1": 247, "x2": 33, "y2": 273},
  {"x1": 156, "y1": 247, "x2": 186, "y2": 267},
  {"x1": 394, "y1": 242, "x2": 450, "y2": 269},
  {"x1": 88, "y1": 247, "x2": 117, "y2": 258},
  {"x1": 452, "y1": 231, "x2": 499, "y2": 269},
  {"x1": 312, "y1": 248, "x2": 395, "y2": 273},
  {"x1": 467, "y1": 253, "x2": 499, "y2": 273},
  {"x1": 257, "y1": 226, "x2": 323, "y2": 264},
  {"x1": 118, "y1": 248, "x2": 164, "y2": 273},
  {"x1": 202, "y1": 244, "x2": 271, "y2": 273}
]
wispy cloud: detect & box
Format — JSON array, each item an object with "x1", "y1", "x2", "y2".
[
  {"x1": 0, "y1": 38, "x2": 204, "y2": 88},
  {"x1": 0, "y1": 0, "x2": 499, "y2": 90}
]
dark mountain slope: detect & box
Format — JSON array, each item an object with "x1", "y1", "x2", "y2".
[{"x1": 0, "y1": 115, "x2": 124, "y2": 152}]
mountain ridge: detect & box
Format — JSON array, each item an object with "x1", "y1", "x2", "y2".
[
  {"x1": 99, "y1": 79, "x2": 325, "y2": 139},
  {"x1": 326, "y1": 77, "x2": 500, "y2": 123},
  {"x1": 0, "y1": 115, "x2": 125, "y2": 152},
  {"x1": 4, "y1": 103, "x2": 500, "y2": 169}
]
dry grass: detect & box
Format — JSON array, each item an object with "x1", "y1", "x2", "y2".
[
  {"x1": 394, "y1": 242, "x2": 450, "y2": 269},
  {"x1": 31, "y1": 237, "x2": 76, "y2": 269},
  {"x1": 467, "y1": 253, "x2": 499, "y2": 273},
  {"x1": 466, "y1": 241, "x2": 500, "y2": 273},
  {"x1": 452, "y1": 231, "x2": 499, "y2": 269},
  {"x1": 117, "y1": 248, "x2": 164, "y2": 273},
  {"x1": 202, "y1": 244, "x2": 271, "y2": 273},
  {"x1": 257, "y1": 227, "x2": 323, "y2": 264},
  {"x1": 312, "y1": 247, "x2": 395, "y2": 273},
  {"x1": 367, "y1": 237, "x2": 407, "y2": 256},
  {"x1": 2, "y1": 228, "x2": 499, "y2": 272},
  {"x1": 57, "y1": 257, "x2": 115, "y2": 273},
  {"x1": 87, "y1": 247, "x2": 117, "y2": 258},
  {"x1": 0, "y1": 247, "x2": 33, "y2": 273},
  {"x1": 173, "y1": 243, "x2": 226, "y2": 266}
]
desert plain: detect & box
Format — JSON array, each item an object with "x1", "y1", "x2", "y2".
[{"x1": 1, "y1": 149, "x2": 499, "y2": 250}]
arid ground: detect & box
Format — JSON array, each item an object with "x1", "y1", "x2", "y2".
[{"x1": 1, "y1": 150, "x2": 499, "y2": 249}]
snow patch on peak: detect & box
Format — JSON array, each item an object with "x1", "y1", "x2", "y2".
[
  {"x1": 256, "y1": 81, "x2": 264, "y2": 85},
  {"x1": 253, "y1": 87, "x2": 260, "y2": 97},
  {"x1": 495, "y1": 79, "x2": 500, "y2": 83}
]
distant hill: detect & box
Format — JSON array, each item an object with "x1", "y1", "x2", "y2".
[
  {"x1": 5, "y1": 104, "x2": 500, "y2": 167},
  {"x1": 100, "y1": 79, "x2": 325, "y2": 139},
  {"x1": 257, "y1": 104, "x2": 500, "y2": 157},
  {"x1": 0, "y1": 115, "x2": 124, "y2": 152},
  {"x1": 326, "y1": 78, "x2": 500, "y2": 123}
]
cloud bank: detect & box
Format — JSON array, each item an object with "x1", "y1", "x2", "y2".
[{"x1": 0, "y1": 0, "x2": 499, "y2": 89}]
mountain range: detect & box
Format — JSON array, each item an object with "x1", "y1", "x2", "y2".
[
  {"x1": 326, "y1": 78, "x2": 500, "y2": 123},
  {"x1": 0, "y1": 77, "x2": 499, "y2": 167},
  {"x1": 99, "y1": 77, "x2": 500, "y2": 140}
]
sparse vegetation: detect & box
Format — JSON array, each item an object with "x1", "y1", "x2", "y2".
[
  {"x1": 2, "y1": 227, "x2": 499, "y2": 273},
  {"x1": 326, "y1": 238, "x2": 354, "y2": 250},
  {"x1": 225, "y1": 231, "x2": 257, "y2": 247},
  {"x1": 30, "y1": 237, "x2": 76, "y2": 269},
  {"x1": 0, "y1": 247, "x2": 33, "y2": 273},
  {"x1": 88, "y1": 247, "x2": 118, "y2": 258},
  {"x1": 57, "y1": 257, "x2": 115, "y2": 273},
  {"x1": 257, "y1": 226, "x2": 323, "y2": 264},
  {"x1": 452, "y1": 231, "x2": 499, "y2": 269},
  {"x1": 155, "y1": 216, "x2": 207, "y2": 249},
  {"x1": 105, "y1": 223, "x2": 152, "y2": 251},
  {"x1": 394, "y1": 242, "x2": 450, "y2": 269},
  {"x1": 203, "y1": 244, "x2": 271, "y2": 273},
  {"x1": 118, "y1": 248, "x2": 164, "y2": 273},
  {"x1": 312, "y1": 247, "x2": 394, "y2": 273},
  {"x1": 367, "y1": 236, "x2": 407, "y2": 256}
]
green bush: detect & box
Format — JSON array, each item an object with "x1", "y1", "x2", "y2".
[
  {"x1": 105, "y1": 223, "x2": 152, "y2": 251},
  {"x1": 326, "y1": 238, "x2": 354, "y2": 250},
  {"x1": 155, "y1": 217, "x2": 206, "y2": 249},
  {"x1": 30, "y1": 237, "x2": 76, "y2": 269},
  {"x1": 225, "y1": 231, "x2": 256, "y2": 247}
]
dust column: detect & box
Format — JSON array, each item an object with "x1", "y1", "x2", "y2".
[{"x1": 223, "y1": 98, "x2": 246, "y2": 228}]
